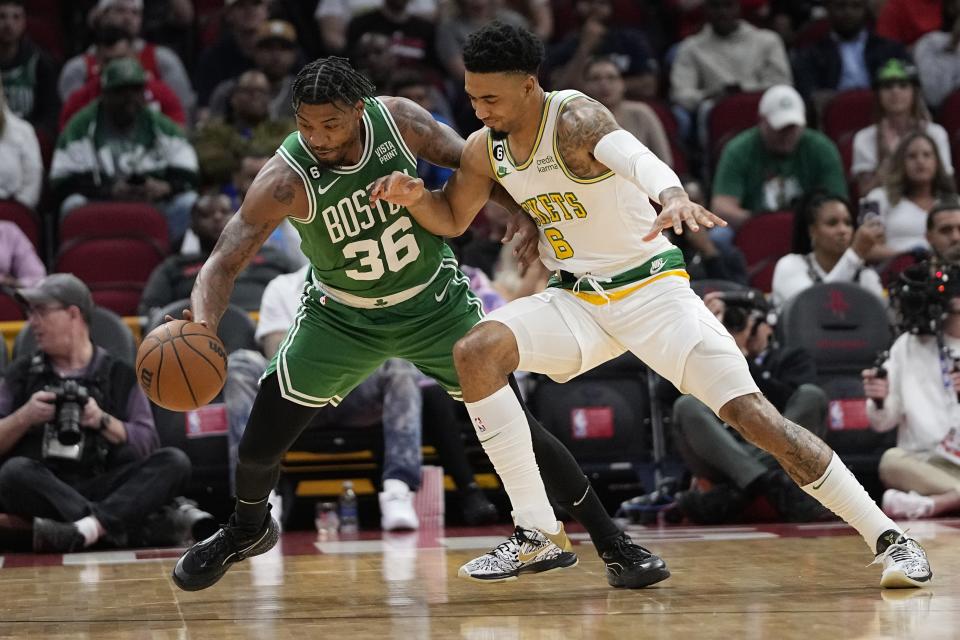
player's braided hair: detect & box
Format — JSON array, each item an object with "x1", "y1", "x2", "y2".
[
  {"x1": 462, "y1": 21, "x2": 544, "y2": 75},
  {"x1": 291, "y1": 57, "x2": 376, "y2": 111}
]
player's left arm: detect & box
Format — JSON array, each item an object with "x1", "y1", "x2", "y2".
[
  {"x1": 383, "y1": 96, "x2": 464, "y2": 169},
  {"x1": 556, "y1": 97, "x2": 726, "y2": 241}
]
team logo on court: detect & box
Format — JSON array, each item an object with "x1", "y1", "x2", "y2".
[{"x1": 650, "y1": 258, "x2": 666, "y2": 274}]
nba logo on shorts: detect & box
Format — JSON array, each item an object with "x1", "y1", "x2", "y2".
[{"x1": 474, "y1": 416, "x2": 486, "y2": 433}]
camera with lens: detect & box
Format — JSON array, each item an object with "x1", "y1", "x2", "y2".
[
  {"x1": 41, "y1": 379, "x2": 90, "y2": 462},
  {"x1": 716, "y1": 289, "x2": 776, "y2": 334},
  {"x1": 889, "y1": 263, "x2": 960, "y2": 336}
]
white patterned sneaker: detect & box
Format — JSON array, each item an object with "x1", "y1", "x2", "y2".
[
  {"x1": 881, "y1": 489, "x2": 935, "y2": 520},
  {"x1": 458, "y1": 524, "x2": 578, "y2": 581},
  {"x1": 872, "y1": 535, "x2": 933, "y2": 588}
]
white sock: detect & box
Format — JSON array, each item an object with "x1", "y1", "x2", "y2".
[
  {"x1": 801, "y1": 453, "x2": 901, "y2": 553},
  {"x1": 73, "y1": 516, "x2": 103, "y2": 547},
  {"x1": 466, "y1": 385, "x2": 559, "y2": 534}
]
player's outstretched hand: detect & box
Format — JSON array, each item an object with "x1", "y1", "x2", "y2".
[
  {"x1": 642, "y1": 193, "x2": 726, "y2": 242},
  {"x1": 502, "y1": 212, "x2": 541, "y2": 276},
  {"x1": 369, "y1": 171, "x2": 426, "y2": 208}
]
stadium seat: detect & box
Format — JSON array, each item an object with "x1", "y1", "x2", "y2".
[
  {"x1": 690, "y1": 279, "x2": 748, "y2": 298},
  {"x1": 0, "y1": 201, "x2": 41, "y2": 252},
  {"x1": 56, "y1": 203, "x2": 170, "y2": 316},
  {"x1": 779, "y1": 283, "x2": 893, "y2": 489},
  {"x1": 778, "y1": 282, "x2": 891, "y2": 380},
  {"x1": 643, "y1": 99, "x2": 689, "y2": 176},
  {"x1": 880, "y1": 250, "x2": 925, "y2": 289},
  {"x1": 821, "y1": 89, "x2": 874, "y2": 143},
  {"x1": 733, "y1": 211, "x2": 794, "y2": 292},
  {"x1": 707, "y1": 91, "x2": 764, "y2": 172},
  {"x1": 144, "y1": 299, "x2": 258, "y2": 355},
  {"x1": 938, "y1": 89, "x2": 960, "y2": 186},
  {"x1": 60, "y1": 201, "x2": 169, "y2": 254},
  {"x1": 0, "y1": 291, "x2": 23, "y2": 322},
  {"x1": 12, "y1": 305, "x2": 137, "y2": 366}
]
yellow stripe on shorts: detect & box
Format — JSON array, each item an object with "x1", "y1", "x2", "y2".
[{"x1": 569, "y1": 270, "x2": 690, "y2": 305}]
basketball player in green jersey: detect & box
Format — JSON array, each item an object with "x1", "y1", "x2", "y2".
[
  {"x1": 371, "y1": 22, "x2": 931, "y2": 588},
  {"x1": 172, "y1": 57, "x2": 669, "y2": 592}
]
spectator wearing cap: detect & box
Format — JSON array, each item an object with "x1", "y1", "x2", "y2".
[
  {"x1": 791, "y1": 0, "x2": 909, "y2": 107},
  {"x1": 207, "y1": 20, "x2": 300, "y2": 124},
  {"x1": 195, "y1": 0, "x2": 269, "y2": 109},
  {"x1": 0, "y1": 0, "x2": 59, "y2": 140},
  {"x1": 851, "y1": 58, "x2": 953, "y2": 196},
  {"x1": 547, "y1": 0, "x2": 658, "y2": 100},
  {"x1": 0, "y1": 273, "x2": 191, "y2": 553},
  {"x1": 670, "y1": 0, "x2": 792, "y2": 115},
  {"x1": 59, "y1": 26, "x2": 185, "y2": 131},
  {"x1": 915, "y1": 0, "x2": 960, "y2": 110},
  {"x1": 0, "y1": 75, "x2": 42, "y2": 209},
  {"x1": 346, "y1": 0, "x2": 441, "y2": 74},
  {"x1": 51, "y1": 58, "x2": 199, "y2": 244},
  {"x1": 59, "y1": 0, "x2": 195, "y2": 119},
  {"x1": 710, "y1": 85, "x2": 848, "y2": 247}
]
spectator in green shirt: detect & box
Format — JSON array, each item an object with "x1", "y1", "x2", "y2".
[{"x1": 710, "y1": 84, "x2": 848, "y2": 248}]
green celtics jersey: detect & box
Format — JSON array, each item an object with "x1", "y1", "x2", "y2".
[{"x1": 275, "y1": 98, "x2": 452, "y2": 302}]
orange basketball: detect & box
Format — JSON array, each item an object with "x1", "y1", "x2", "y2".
[{"x1": 136, "y1": 320, "x2": 228, "y2": 411}]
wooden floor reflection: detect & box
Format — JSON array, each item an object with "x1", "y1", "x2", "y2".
[{"x1": 0, "y1": 520, "x2": 956, "y2": 640}]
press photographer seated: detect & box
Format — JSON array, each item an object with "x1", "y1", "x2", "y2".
[
  {"x1": 0, "y1": 274, "x2": 191, "y2": 552},
  {"x1": 863, "y1": 263, "x2": 960, "y2": 520},
  {"x1": 665, "y1": 290, "x2": 831, "y2": 523}
]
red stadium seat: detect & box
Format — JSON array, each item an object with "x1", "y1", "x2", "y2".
[
  {"x1": 707, "y1": 91, "x2": 764, "y2": 173},
  {"x1": 60, "y1": 201, "x2": 169, "y2": 254},
  {"x1": 938, "y1": 89, "x2": 960, "y2": 188},
  {"x1": 0, "y1": 292, "x2": 24, "y2": 322},
  {"x1": 0, "y1": 201, "x2": 40, "y2": 252},
  {"x1": 56, "y1": 202, "x2": 170, "y2": 316},
  {"x1": 821, "y1": 89, "x2": 874, "y2": 143},
  {"x1": 733, "y1": 210, "x2": 795, "y2": 292},
  {"x1": 25, "y1": 16, "x2": 63, "y2": 61},
  {"x1": 643, "y1": 99, "x2": 689, "y2": 176}
]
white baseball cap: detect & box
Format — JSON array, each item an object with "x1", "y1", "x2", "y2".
[{"x1": 758, "y1": 85, "x2": 806, "y2": 130}]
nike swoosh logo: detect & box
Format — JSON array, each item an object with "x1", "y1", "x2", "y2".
[
  {"x1": 518, "y1": 545, "x2": 548, "y2": 563},
  {"x1": 811, "y1": 468, "x2": 833, "y2": 490},
  {"x1": 317, "y1": 176, "x2": 340, "y2": 195},
  {"x1": 478, "y1": 432, "x2": 500, "y2": 444},
  {"x1": 434, "y1": 279, "x2": 452, "y2": 302}
]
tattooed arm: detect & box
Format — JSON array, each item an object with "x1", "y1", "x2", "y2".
[
  {"x1": 557, "y1": 97, "x2": 725, "y2": 240},
  {"x1": 383, "y1": 96, "x2": 465, "y2": 169},
  {"x1": 190, "y1": 156, "x2": 306, "y2": 331}
]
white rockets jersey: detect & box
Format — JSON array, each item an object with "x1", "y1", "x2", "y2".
[{"x1": 488, "y1": 89, "x2": 675, "y2": 277}]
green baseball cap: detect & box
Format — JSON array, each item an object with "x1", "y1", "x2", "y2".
[
  {"x1": 875, "y1": 58, "x2": 919, "y2": 86},
  {"x1": 101, "y1": 58, "x2": 147, "y2": 91}
]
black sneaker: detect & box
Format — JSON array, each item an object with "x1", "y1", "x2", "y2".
[
  {"x1": 33, "y1": 518, "x2": 85, "y2": 553},
  {"x1": 460, "y1": 489, "x2": 499, "y2": 526},
  {"x1": 172, "y1": 511, "x2": 280, "y2": 591},
  {"x1": 600, "y1": 532, "x2": 671, "y2": 589}
]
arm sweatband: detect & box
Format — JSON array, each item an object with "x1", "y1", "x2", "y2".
[{"x1": 593, "y1": 129, "x2": 682, "y2": 202}]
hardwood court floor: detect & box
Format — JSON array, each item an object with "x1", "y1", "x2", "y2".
[{"x1": 0, "y1": 519, "x2": 956, "y2": 640}]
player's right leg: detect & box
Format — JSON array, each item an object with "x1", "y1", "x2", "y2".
[
  {"x1": 172, "y1": 374, "x2": 315, "y2": 591},
  {"x1": 452, "y1": 291, "x2": 669, "y2": 587}
]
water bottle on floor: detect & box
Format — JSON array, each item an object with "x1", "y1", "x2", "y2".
[{"x1": 339, "y1": 480, "x2": 359, "y2": 534}]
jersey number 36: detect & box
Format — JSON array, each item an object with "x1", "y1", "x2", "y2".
[{"x1": 343, "y1": 217, "x2": 420, "y2": 280}]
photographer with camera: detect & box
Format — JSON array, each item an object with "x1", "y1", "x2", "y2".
[
  {"x1": 665, "y1": 289, "x2": 831, "y2": 523},
  {"x1": 862, "y1": 263, "x2": 960, "y2": 520},
  {"x1": 0, "y1": 274, "x2": 191, "y2": 552}
]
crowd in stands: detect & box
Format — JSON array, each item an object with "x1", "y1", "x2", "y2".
[{"x1": 1, "y1": 0, "x2": 960, "y2": 551}]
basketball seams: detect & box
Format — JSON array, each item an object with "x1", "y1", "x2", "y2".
[
  {"x1": 136, "y1": 336, "x2": 163, "y2": 370},
  {"x1": 178, "y1": 335, "x2": 226, "y2": 384},
  {"x1": 168, "y1": 338, "x2": 200, "y2": 408}
]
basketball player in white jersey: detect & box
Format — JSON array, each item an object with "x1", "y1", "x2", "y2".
[{"x1": 371, "y1": 22, "x2": 932, "y2": 588}]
